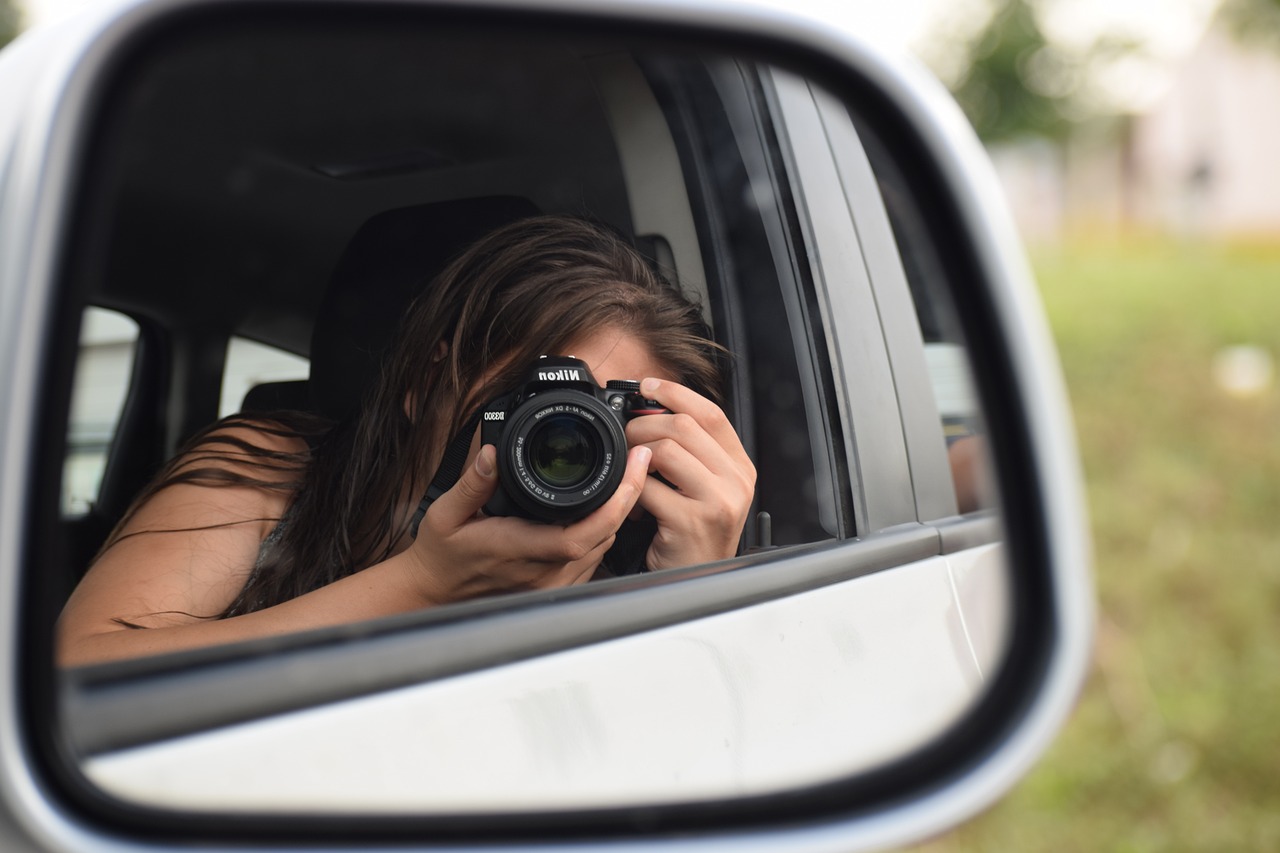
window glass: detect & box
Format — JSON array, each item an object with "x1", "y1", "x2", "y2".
[
  {"x1": 63, "y1": 308, "x2": 139, "y2": 516},
  {"x1": 218, "y1": 337, "x2": 309, "y2": 418},
  {"x1": 925, "y1": 342, "x2": 981, "y2": 441}
]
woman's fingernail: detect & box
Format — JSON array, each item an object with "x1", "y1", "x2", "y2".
[
  {"x1": 637, "y1": 446, "x2": 652, "y2": 469},
  {"x1": 640, "y1": 377, "x2": 660, "y2": 395}
]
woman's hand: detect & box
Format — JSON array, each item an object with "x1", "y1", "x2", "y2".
[
  {"x1": 624, "y1": 378, "x2": 756, "y2": 571},
  {"x1": 408, "y1": 443, "x2": 652, "y2": 603}
]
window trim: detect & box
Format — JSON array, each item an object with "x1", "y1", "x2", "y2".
[
  {"x1": 764, "y1": 69, "x2": 918, "y2": 533},
  {"x1": 643, "y1": 55, "x2": 847, "y2": 544},
  {"x1": 810, "y1": 80, "x2": 961, "y2": 523}
]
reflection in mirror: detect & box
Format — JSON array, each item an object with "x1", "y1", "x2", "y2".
[{"x1": 45, "y1": 8, "x2": 1005, "y2": 820}]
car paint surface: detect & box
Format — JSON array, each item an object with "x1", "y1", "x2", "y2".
[{"x1": 83, "y1": 546, "x2": 1005, "y2": 813}]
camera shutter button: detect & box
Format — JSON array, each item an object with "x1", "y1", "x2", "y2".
[{"x1": 606, "y1": 380, "x2": 641, "y2": 411}]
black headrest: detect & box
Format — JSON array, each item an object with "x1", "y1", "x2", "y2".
[
  {"x1": 241, "y1": 379, "x2": 311, "y2": 415},
  {"x1": 309, "y1": 196, "x2": 540, "y2": 420}
]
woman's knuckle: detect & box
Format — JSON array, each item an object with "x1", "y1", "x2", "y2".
[
  {"x1": 671, "y1": 412, "x2": 698, "y2": 437},
  {"x1": 560, "y1": 537, "x2": 589, "y2": 563},
  {"x1": 711, "y1": 503, "x2": 736, "y2": 528}
]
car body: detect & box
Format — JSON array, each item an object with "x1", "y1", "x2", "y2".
[{"x1": 0, "y1": 0, "x2": 1092, "y2": 850}]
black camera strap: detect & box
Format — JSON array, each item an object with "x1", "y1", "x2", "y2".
[{"x1": 409, "y1": 409, "x2": 483, "y2": 539}]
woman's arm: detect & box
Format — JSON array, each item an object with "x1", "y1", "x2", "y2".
[{"x1": 57, "y1": 429, "x2": 651, "y2": 667}]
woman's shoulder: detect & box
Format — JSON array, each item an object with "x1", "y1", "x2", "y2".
[
  {"x1": 169, "y1": 414, "x2": 317, "y2": 483},
  {"x1": 60, "y1": 415, "x2": 322, "y2": 652}
]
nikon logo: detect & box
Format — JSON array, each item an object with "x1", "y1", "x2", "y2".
[{"x1": 537, "y1": 368, "x2": 582, "y2": 382}]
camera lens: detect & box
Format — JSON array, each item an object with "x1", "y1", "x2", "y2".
[{"x1": 526, "y1": 414, "x2": 600, "y2": 489}]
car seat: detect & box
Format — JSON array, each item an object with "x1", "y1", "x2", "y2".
[{"x1": 242, "y1": 195, "x2": 540, "y2": 419}]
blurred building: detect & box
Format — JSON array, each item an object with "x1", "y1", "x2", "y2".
[
  {"x1": 991, "y1": 24, "x2": 1280, "y2": 243},
  {"x1": 1134, "y1": 26, "x2": 1280, "y2": 238}
]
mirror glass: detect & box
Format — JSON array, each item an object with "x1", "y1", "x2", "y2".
[{"x1": 46, "y1": 8, "x2": 1008, "y2": 819}]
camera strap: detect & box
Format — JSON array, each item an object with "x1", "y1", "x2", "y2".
[{"x1": 409, "y1": 409, "x2": 482, "y2": 539}]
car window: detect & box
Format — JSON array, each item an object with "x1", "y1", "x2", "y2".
[
  {"x1": 62, "y1": 308, "x2": 139, "y2": 516},
  {"x1": 218, "y1": 336, "x2": 309, "y2": 418}
]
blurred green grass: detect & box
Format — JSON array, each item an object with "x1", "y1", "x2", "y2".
[{"x1": 916, "y1": 238, "x2": 1280, "y2": 852}]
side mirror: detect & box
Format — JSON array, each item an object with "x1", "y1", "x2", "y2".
[{"x1": 0, "y1": 0, "x2": 1093, "y2": 850}]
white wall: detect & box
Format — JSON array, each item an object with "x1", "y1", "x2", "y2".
[{"x1": 1134, "y1": 28, "x2": 1280, "y2": 237}]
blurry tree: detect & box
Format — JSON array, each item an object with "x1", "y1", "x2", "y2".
[
  {"x1": 943, "y1": 0, "x2": 1070, "y2": 143},
  {"x1": 925, "y1": 0, "x2": 1147, "y2": 144},
  {"x1": 0, "y1": 0, "x2": 19, "y2": 48},
  {"x1": 1220, "y1": 0, "x2": 1280, "y2": 48}
]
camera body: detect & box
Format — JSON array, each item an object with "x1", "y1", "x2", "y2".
[{"x1": 481, "y1": 356, "x2": 665, "y2": 523}]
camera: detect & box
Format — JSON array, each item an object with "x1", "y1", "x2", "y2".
[{"x1": 480, "y1": 356, "x2": 666, "y2": 523}]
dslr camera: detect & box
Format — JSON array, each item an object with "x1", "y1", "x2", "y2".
[{"x1": 481, "y1": 356, "x2": 666, "y2": 523}]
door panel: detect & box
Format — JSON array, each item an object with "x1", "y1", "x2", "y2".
[{"x1": 83, "y1": 549, "x2": 987, "y2": 814}]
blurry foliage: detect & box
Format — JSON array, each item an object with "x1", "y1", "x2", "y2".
[
  {"x1": 946, "y1": 0, "x2": 1071, "y2": 142},
  {"x1": 0, "y1": 0, "x2": 18, "y2": 48},
  {"x1": 1220, "y1": 0, "x2": 1280, "y2": 48},
  {"x1": 933, "y1": 0, "x2": 1148, "y2": 144}
]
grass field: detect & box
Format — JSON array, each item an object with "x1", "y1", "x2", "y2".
[{"x1": 914, "y1": 238, "x2": 1280, "y2": 852}]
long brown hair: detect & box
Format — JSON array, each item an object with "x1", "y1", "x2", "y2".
[{"x1": 101, "y1": 215, "x2": 726, "y2": 617}]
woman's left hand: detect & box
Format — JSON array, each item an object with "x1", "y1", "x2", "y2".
[{"x1": 624, "y1": 377, "x2": 756, "y2": 571}]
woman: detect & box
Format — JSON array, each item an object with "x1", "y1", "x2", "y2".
[{"x1": 57, "y1": 215, "x2": 756, "y2": 667}]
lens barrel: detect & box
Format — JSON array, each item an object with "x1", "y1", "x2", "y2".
[{"x1": 494, "y1": 390, "x2": 628, "y2": 522}]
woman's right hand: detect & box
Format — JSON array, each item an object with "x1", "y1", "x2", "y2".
[{"x1": 406, "y1": 443, "x2": 651, "y2": 603}]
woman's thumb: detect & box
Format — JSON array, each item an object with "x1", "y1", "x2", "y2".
[{"x1": 429, "y1": 444, "x2": 499, "y2": 530}]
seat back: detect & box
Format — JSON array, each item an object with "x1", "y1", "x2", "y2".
[
  {"x1": 239, "y1": 379, "x2": 311, "y2": 414},
  {"x1": 242, "y1": 196, "x2": 539, "y2": 418}
]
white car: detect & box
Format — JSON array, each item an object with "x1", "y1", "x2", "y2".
[{"x1": 0, "y1": 0, "x2": 1092, "y2": 849}]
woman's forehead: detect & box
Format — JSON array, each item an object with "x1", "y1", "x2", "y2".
[{"x1": 558, "y1": 330, "x2": 671, "y2": 385}]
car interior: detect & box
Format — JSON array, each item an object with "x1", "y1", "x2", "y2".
[{"x1": 54, "y1": 11, "x2": 844, "y2": 615}]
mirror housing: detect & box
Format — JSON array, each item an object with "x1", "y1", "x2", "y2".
[{"x1": 0, "y1": 0, "x2": 1093, "y2": 850}]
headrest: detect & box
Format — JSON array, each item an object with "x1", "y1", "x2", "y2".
[{"x1": 309, "y1": 196, "x2": 540, "y2": 420}]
